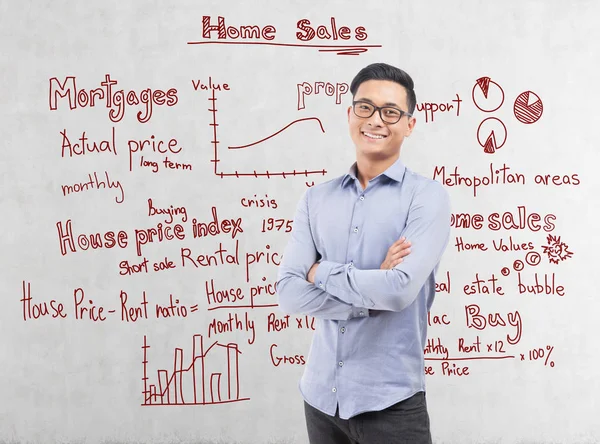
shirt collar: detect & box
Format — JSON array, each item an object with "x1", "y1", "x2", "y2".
[
  {"x1": 341, "y1": 158, "x2": 406, "y2": 188},
  {"x1": 341, "y1": 163, "x2": 359, "y2": 188}
]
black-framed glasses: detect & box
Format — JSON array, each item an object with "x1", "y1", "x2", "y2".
[{"x1": 352, "y1": 101, "x2": 412, "y2": 124}]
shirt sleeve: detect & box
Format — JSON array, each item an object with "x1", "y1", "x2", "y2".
[
  {"x1": 313, "y1": 181, "x2": 451, "y2": 312},
  {"x1": 276, "y1": 189, "x2": 369, "y2": 321}
]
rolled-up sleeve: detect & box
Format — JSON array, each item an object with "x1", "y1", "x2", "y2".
[
  {"x1": 314, "y1": 181, "x2": 451, "y2": 312},
  {"x1": 276, "y1": 189, "x2": 367, "y2": 320}
]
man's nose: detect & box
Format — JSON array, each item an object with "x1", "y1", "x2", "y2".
[{"x1": 367, "y1": 109, "x2": 385, "y2": 126}]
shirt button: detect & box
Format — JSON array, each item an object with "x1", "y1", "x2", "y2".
[
  {"x1": 338, "y1": 361, "x2": 344, "y2": 367},
  {"x1": 359, "y1": 196, "x2": 365, "y2": 201},
  {"x1": 340, "y1": 327, "x2": 346, "y2": 333},
  {"x1": 319, "y1": 282, "x2": 324, "y2": 288},
  {"x1": 353, "y1": 227, "x2": 359, "y2": 233},
  {"x1": 332, "y1": 387, "x2": 337, "y2": 393},
  {"x1": 359, "y1": 311, "x2": 365, "y2": 316}
]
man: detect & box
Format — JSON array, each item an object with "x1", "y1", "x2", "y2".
[{"x1": 276, "y1": 63, "x2": 451, "y2": 444}]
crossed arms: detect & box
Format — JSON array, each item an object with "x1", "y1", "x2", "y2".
[{"x1": 276, "y1": 182, "x2": 451, "y2": 320}]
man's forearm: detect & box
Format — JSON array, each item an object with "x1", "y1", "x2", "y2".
[
  {"x1": 277, "y1": 267, "x2": 368, "y2": 320},
  {"x1": 313, "y1": 261, "x2": 434, "y2": 311}
]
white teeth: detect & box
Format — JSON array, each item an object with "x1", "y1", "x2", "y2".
[{"x1": 363, "y1": 132, "x2": 386, "y2": 139}]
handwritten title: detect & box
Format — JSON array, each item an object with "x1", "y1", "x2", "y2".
[{"x1": 200, "y1": 16, "x2": 368, "y2": 41}]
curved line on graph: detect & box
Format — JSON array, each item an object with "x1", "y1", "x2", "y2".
[{"x1": 228, "y1": 117, "x2": 325, "y2": 150}]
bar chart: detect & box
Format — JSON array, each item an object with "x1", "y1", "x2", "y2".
[{"x1": 141, "y1": 334, "x2": 250, "y2": 406}]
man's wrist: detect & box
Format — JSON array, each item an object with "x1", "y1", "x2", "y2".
[{"x1": 307, "y1": 262, "x2": 319, "y2": 283}]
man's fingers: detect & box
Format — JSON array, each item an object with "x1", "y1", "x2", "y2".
[
  {"x1": 388, "y1": 242, "x2": 411, "y2": 256},
  {"x1": 381, "y1": 239, "x2": 412, "y2": 269},
  {"x1": 388, "y1": 258, "x2": 403, "y2": 268},
  {"x1": 385, "y1": 255, "x2": 405, "y2": 268},
  {"x1": 390, "y1": 237, "x2": 407, "y2": 248},
  {"x1": 397, "y1": 248, "x2": 411, "y2": 258},
  {"x1": 383, "y1": 247, "x2": 410, "y2": 265},
  {"x1": 389, "y1": 239, "x2": 410, "y2": 251},
  {"x1": 386, "y1": 237, "x2": 405, "y2": 251},
  {"x1": 388, "y1": 248, "x2": 411, "y2": 265}
]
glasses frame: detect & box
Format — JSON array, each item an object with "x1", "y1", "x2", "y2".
[{"x1": 352, "y1": 100, "x2": 412, "y2": 124}]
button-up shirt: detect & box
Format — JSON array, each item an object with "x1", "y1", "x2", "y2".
[{"x1": 276, "y1": 157, "x2": 451, "y2": 419}]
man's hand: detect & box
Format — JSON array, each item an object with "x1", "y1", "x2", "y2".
[
  {"x1": 307, "y1": 262, "x2": 319, "y2": 284},
  {"x1": 380, "y1": 237, "x2": 411, "y2": 269}
]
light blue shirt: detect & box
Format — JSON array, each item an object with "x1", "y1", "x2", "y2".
[{"x1": 276, "y1": 157, "x2": 451, "y2": 419}]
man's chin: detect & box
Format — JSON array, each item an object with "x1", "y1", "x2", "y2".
[{"x1": 357, "y1": 145, "x2": 398, "y2": 161}]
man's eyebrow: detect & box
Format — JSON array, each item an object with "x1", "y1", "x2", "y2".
[{"x1": 355, "y1": 98, "x2": 401, "y2": 108}]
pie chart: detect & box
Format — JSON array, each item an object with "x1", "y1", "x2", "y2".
[
  {"x1": 472, "y1": 76, "x2": 505, "y2": 112},
  {"x1": 477, "y1": 117, "x2": 507, "y2": 153},
  {"x1": 514, "y1": 90, "x2": 543, "y2": 124}
]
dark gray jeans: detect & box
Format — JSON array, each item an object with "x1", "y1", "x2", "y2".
[{"x1": 304, "y1": 391, "x2": 432, "y2": 444}]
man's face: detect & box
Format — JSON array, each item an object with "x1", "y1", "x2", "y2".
[{"x1": 347, "y1": 79, "x2": 416, "y2": 161}]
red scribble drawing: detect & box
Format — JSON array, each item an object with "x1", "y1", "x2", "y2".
[
  {"x1": 208, "y1": 90, "x2": 328, "y2": 179},
  {"x1": 542, "y1": 235, "x2": 573, "y2": 264},
  {"x1": 514, "y1": 90, "x2": 543, "y2": 124},
  {"x1": 229, "y1": 117, "x2": 324, "y2": 150},
  {"x1": 187, "y1": 41, "x2": 380, "y2": 56},
  {"x1": 525, "y1": 251, "x2": 541, "y2": 266},
  {"x1": 477, "y1": 117, "x2": 507, "y2": 153},
  {"x1": 142, "y1": 334, "x2": 249, "y2": 406},
  {"x1": 317, "y1": 47, "x2": 372, "y2": 56},
  {"x1": 476, "y1": 77, "x2": 491, "y2": 98},
  {"x1": 483, "y1": 131, "x2": 497, "y2": 154},
  {"x1": 472, "y1": 76, "x2": 505, "y2": 112},
  {"x1": 513, "y1": 260, "x2": 524, "y2": 271}
]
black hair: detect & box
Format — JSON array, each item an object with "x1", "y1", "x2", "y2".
[{"x1": 349, "y1": 63, "x2": 417, "y2": 114}]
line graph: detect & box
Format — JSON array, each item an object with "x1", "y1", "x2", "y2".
[
  {"x1": 228, "y1": 117, "x2": 325, "y2": 150},
  {"x1": 141, "y1": 334, "x2": 249, "y2": 406},
  {"x1": 208, "y1": 89, "x2": 328, "y2": 179}
]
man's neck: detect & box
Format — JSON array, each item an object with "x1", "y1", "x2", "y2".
[{"x1": 356, "y1": 155, "x2": 399, "y2": 189}]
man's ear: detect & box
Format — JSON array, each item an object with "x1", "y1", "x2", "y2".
[{"x1": 406, "y1": 116, "x2": 416, "y2": 137}]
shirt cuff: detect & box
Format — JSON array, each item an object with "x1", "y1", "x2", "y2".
[
  {"x1": 313, "y1": 260, "x2": 337, "y2": 291},
  {"x1": 314, "y1": 260, "x2": 369, "y2": 319}
]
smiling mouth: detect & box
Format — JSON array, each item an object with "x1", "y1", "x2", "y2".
[{"x1": 362, "y1": 131, "x2": 388, "y2": 140}]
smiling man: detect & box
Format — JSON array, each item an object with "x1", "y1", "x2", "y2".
[{"x1": 277, "y1": 63, "x2": 451, "y2": 444}]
